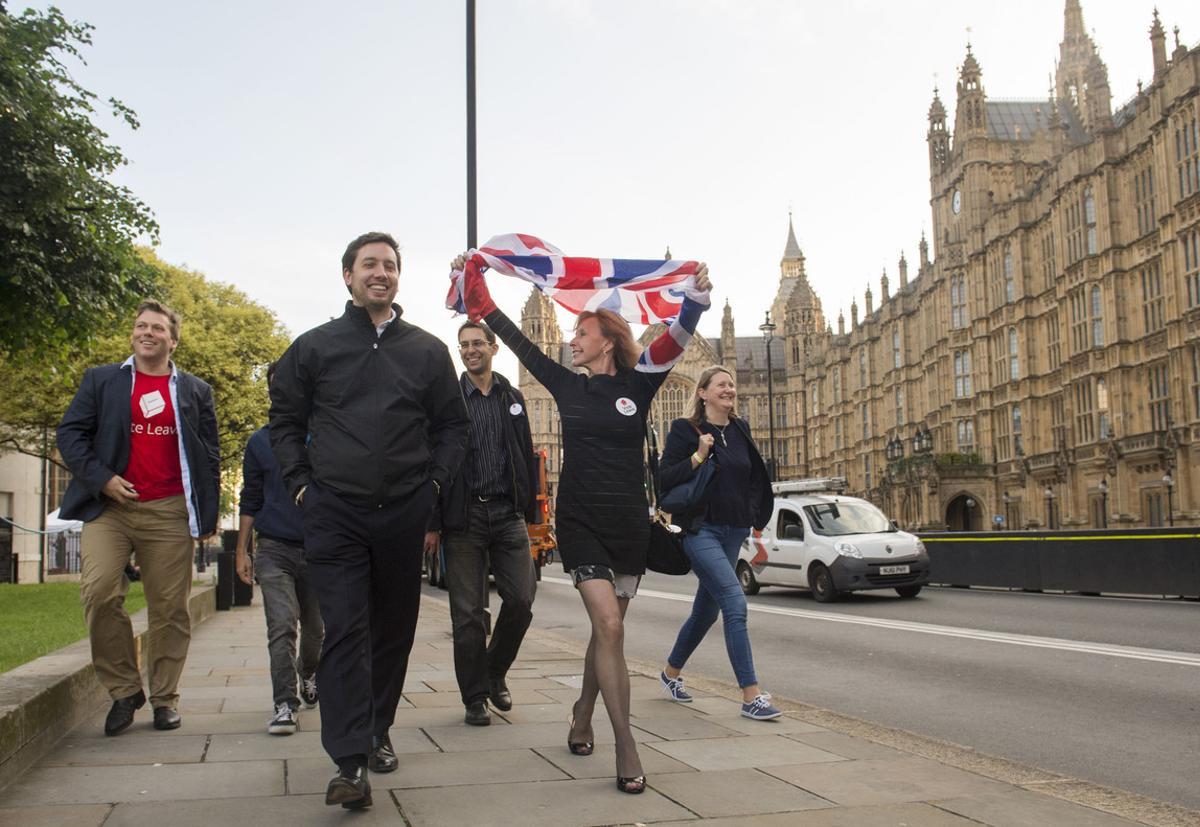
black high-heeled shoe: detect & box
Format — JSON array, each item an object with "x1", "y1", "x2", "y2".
[
  {"x1": 567, "y1": 715, "x2": 593, "y2": 756},
  {"x1": 616, "y1": 775, "x2": 646, "y2": 794}
]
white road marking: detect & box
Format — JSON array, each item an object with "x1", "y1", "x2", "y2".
[{"x1": 540, "y1": 576, "x2": 1200, "y2": 668}]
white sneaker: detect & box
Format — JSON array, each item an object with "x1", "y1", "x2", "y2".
[{"x1": 268, "y1": 702, "x2": 298, "y2": 735}]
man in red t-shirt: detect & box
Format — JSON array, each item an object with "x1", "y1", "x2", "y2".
[{"x1": 58, "y1": 301, "x2": 220, "y2": 736}]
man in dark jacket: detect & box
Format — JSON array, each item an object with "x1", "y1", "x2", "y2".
[
  {"x1": 236, "y1": 361, "x2": 323, "y2": 737},
  {"x1": 57, "y1": 300, "x2": 220, "y2": 737},
  {"x1": 269, "y1": 231, "x2": 469, "y2": 810},
  {"x1": 427, "y1": 321, "x2": 538, "y2": 727}
]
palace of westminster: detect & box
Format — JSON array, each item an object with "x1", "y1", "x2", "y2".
[{"x1": 518, "y1": 1, "x2": 1199, "y2": 531}]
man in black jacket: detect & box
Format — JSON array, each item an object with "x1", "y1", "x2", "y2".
[
  {"x1": 427, "y1": 321, "x2": 538, "y2": 727},
  {"x1": 269, "y1": 232, "x2": 468, "y2": 810},
  {"x1": 57, "y1": 300, "x2": 220, "y2": 737}
]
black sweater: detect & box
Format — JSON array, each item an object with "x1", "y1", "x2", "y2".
[
  {"x1": 269, "y1": 302, "x2": 469, "y2": 508},
  {"x1": 658, "y1": 416, "x2": 773, "y2": 532}
]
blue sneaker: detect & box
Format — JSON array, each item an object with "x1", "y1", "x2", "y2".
[
  {"x1": 741, "y1": 693, "x2": 782, "y2": 721},
  {"x1": 660, "y1": 671, "x2": 693, "y2": 703}
]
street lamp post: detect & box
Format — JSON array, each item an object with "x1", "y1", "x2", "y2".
[
  {"x1": 1163, "y1": 473, "x2": 1174, "y2": 527},
  {"x1": 1098, "y1": 477, "x2": 1108, "y2": 529},
  {"x1": 466, "y1": 0, "x2": 477, "y2": 248},
  {"x1": 1044, "y1": 485, "x2": 1056, "y2": 530},
  {"x1": 759, "y1": 311, "x2": 777, "y2": 481}
]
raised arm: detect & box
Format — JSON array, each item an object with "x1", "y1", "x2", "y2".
[
  {"x1": 634, "y1": 293, "x2": 711, "y2": 397},
  {"x1": 452, "y1": 251, "x2": 575, "y2": 394},
  {"x1": 485, "y1": 307, "x2": 573, "y2": 394}
]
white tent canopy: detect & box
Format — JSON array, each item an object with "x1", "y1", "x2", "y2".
[{"x1": 46, "y1": 508, "x2": 84, "y2": 533}]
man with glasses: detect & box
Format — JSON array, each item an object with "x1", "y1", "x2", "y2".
[{"x1": 427, "y1": 321, "x2": 538, "y2": 726}]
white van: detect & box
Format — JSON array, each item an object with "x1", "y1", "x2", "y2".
[{"x1": 736, "y1": 478, "x2": 930, "y2": 602}]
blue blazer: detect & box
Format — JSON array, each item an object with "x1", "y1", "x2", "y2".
[{"x1": 56, "y1": 361, "x2": 221, "y2": 535}]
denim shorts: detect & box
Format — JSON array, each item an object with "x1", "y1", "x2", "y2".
[{"x1": 571, "y1": 564, "x2": 640, "y2": 599}]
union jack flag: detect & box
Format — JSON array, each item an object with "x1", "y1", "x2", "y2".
[{"x1": 446, "y1": 233, "x2": 710, "y2": 372}]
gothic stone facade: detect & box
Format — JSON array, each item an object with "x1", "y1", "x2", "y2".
[{"x1": 521, "y1": 1, "x2": 1199, "y2": 530}]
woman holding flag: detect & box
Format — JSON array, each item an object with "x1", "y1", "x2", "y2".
[{"x1": 450, "y1": 238, "x2": 711, "y2": 794}]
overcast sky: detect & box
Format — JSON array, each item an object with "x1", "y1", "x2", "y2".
[{"x1": 41, "y1": 0, "x2": 1200, "y2": 378}]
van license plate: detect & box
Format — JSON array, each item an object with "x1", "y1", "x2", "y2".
[{"x1": 878, "y1": 564, "x2": 910, "y2": 575}]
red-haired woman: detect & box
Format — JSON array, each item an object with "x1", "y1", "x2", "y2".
[{"x1": 452, "y1": 253, "x2": 711, "y2": 793}]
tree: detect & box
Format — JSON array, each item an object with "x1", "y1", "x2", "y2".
[
  {"x1": 0, "y1": 250, "x2": 293, "y2": 516},
  {"x1": 0, "y1": 7, "x2": 159, "y2": 353}
]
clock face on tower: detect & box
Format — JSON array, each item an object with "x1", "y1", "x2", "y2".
[{"x1": 952, "y1": 189, "x2": 962, "y2": 215}]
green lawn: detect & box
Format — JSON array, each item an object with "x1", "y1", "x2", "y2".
[{"x1": 0, "y1": 582, "x2": 146, "y2": 674}]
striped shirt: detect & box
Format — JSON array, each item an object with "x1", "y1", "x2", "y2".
[{"x1": 460, "y1": 373, "x2": 510, "y2": 499}]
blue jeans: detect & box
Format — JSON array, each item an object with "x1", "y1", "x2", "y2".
[{"x1": 667, "y1": 523, "x2": 757, "y2": 688}]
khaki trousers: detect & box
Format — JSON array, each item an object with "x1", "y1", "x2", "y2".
[{"x1": 80, "y1": 495, "x2": 194, "y2": 708}]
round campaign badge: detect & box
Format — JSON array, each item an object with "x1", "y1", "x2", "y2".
[
  {"x1": 615, "y1": 397, "x2": 638, "y2": 416},
  {"x1": 509, "y1": 403, "x2": 523, "y2": 416}
]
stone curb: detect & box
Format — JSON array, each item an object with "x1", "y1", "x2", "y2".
[
  {"x1": 0, "y1": 584, "x2": 217, "y2": 792},
  {"x1": 489, "y1": 597, "x2": 1200, "y2": 827}
]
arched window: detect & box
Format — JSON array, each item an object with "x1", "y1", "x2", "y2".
[
  {"x1": 1003, "y1": 243, "x2": 1015, "y2": 303},
  {"x1": 1090, "y1": 285, "x2": 1104, "y2": 347},
  {"x1": 1008, "y1": 327, "x2": 1019, "y2": 380},
  {"x1": 1083, "y1": 187, "x2": 1097, "y2": 255}
]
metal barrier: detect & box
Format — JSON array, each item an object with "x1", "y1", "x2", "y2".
[
  {"x1": 45, "y1": 532, "x2": 82, "y2": 575},
  {"x1": 919, "y1": 528, "x2": 1200, "y2": 597}
]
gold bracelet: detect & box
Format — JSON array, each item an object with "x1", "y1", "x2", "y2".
[{"x1": 692, "y1": 452, "x2": 705, "y2": 465}]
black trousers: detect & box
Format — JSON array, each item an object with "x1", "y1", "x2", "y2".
[
  {"x1": 443, "y1": 498, "x2": 536, "y2": 705},
  {"x1": 302, "y1": 481, "x2": 431, "y2": 762}
]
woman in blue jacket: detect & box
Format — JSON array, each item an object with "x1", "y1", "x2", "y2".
[{"x1": 656, "y1": 365, "x2": 779, "y2": 720}]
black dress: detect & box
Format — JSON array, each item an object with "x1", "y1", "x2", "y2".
[{"x1": 486, "y1": 309, "x2": 670, "y2": 575}]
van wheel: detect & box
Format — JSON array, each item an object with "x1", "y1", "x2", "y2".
[
  {"x1": 737, "y1": 562, "x2": 760, "y2": 596},
  {"x1": 895, "y1": 585, "x2": 923, "y2": 599},
  {"x1": 808, "y1": 563, "x2": 840, "y2": 603}
]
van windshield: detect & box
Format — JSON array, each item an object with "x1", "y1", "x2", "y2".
[{"x1": 802, "y1": 502, "x2": 892, "y2": 536}]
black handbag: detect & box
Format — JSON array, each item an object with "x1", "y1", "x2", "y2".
[
  {"x1": 644, "y1": 426, "x2": 691, "y2": 575},
  {"x1": 659, "y1": 424, "x2": 718, "y2": 514}
]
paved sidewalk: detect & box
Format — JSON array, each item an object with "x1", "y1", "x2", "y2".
[{"x1": 0, "y1": 593, "x2": 1183, "y2": 826}]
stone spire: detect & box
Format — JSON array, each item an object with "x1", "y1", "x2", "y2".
[
  {"x1": 664, "y1": 245, "x2": 672, "y2": 260},
  {"x1": 899, "y1": 251, "x2": 909, "y2": 287},
  {"x1": 1172, "y1": 25, "x2": 1188, "y2": 63},
  {"x1": 520, "y1": 288, "x2": 562, "y2": 385},
  {"x1": 780, "y1": 211, "x2": 806, "y2": 281},
  {"x1": 1056, "y1": 0, "x2": 1110, "y2": 133},
  {"x1": 881, "y1": 268, "x2": 890, "y2": 302},
  {"x1": 720, "y1": 299, "x2": 737, "y2": 373},
  {"x1": 864, "y1": 282, "x2": 873, "y2": 316},
  {"x1": 919, "y1": 233, "x2": 929, "y2": 268},
  {"x1": 837, "y1": 310, "x2": 845, "y2": 336},
  {"x1": 954, "y1": 44, "x2": 987, "y2": 137},
  {"x1": 1150, "y1": 8, "x2": 1167, "y2": 78},
  {"x1": 850, "y1": 299, "x2": 859, "y2": 329},
  {"x1": 927, "y1": 87, "x2": 949, "y2": 171}
]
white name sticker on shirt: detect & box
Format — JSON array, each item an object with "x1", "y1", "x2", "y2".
[
  {"x1": 509, "y1": 403, "x2": 523, "y2": 416},
  {"x1": 615, "y1": 397, "x2": 637, "y2": 416},
  {"x1": 139, "y1": 390, "x2": 166, "y2": 419}
]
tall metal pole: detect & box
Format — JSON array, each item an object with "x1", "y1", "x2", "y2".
[
  {"x1": 759, "y1": 311, "x2": 777, "y2": 481},
  {"x1": 466, "y1": 0, "x2": 477, "y2": 249}
]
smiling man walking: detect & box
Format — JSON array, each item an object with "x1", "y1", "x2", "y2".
[
  {"x1": 269, "y1": 232, "x2": 469, "y2": 810},
  {"x1": 429, "y1": 321, "x2": 538, "y2": 727},
  {"x1": 57, "y1": 300, "x2": 220, "y2": 737}
]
